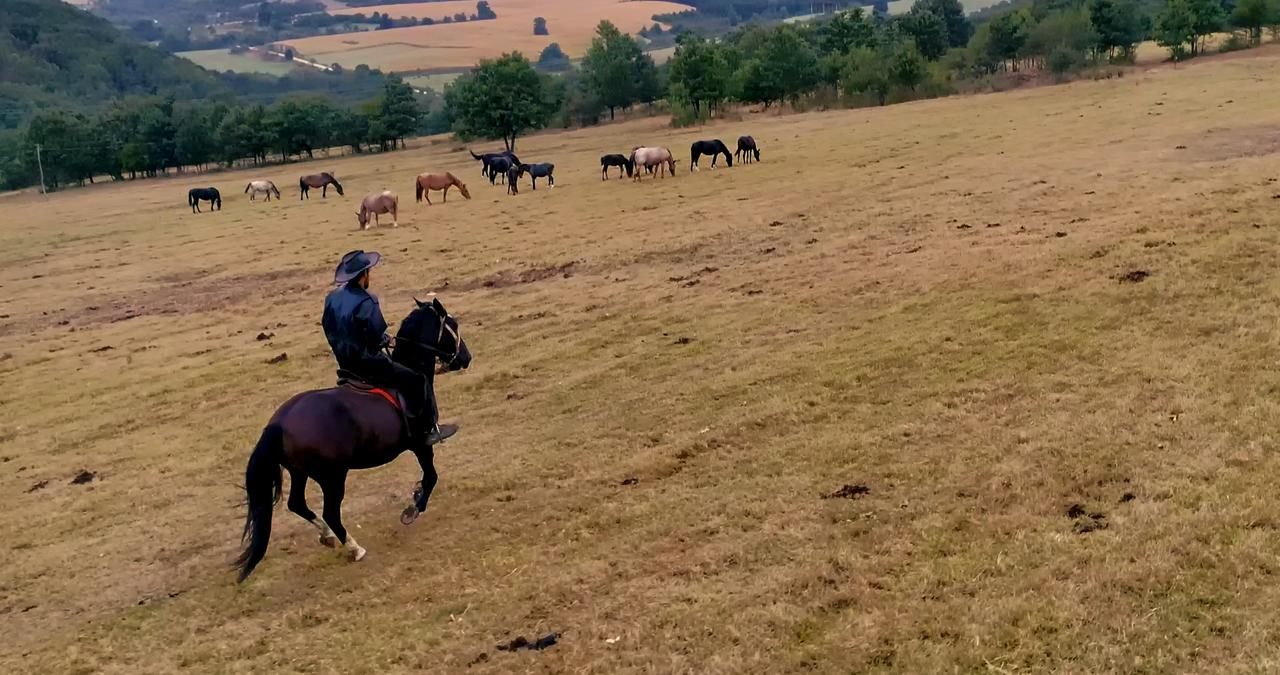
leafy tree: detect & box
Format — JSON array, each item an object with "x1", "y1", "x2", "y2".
[
  {"x1": 444, "y1": 52, "x2": 555, "y2": 150},
  {"x1": 1156, "y1": 0, "x2": 1223, "y2": 57},
  {"x1": 841, "y1": 47, "x2": 891, "y2": 105},
  {"x1": 1027, "y1": 7, "x2": 1099, "y2": 65},
  {"x1": 538, "y1": 43, "x2": 572, "y2": 71},
  {"x1": 534, "y1": 17, "x2": 549, "y2": 35},
  {"x1": 375, "y1": 79, "x2": 421, "y2": 149},
  {"x1": 667, "y1": 33, "x2": 734, "y2": 116},
  {"x1": 889, "y1": 41, "x2": 928, "y2": 90},
  {"x1": 581, "y1": 21, "x2": 661, "y2": 119},
  {"x1": 900, "y1": 8, "x2": 951, "y2": 59},
  {"x1": 820, "y1": 7, "x2": 876, "y2": 54},
  {"x1": 737, "y1": 26, "x2": 820, "y2": 107},
  {"x1": 1232, "y1": 0, "x2": 1270, "y2": 43},
  {"x1": 1088, "y1": 0, "x2": 1146, "y2": 61},
  {"x1": 986, "y1": 10, "x2": 1034, "y2": 69},
  {"x1": 476, "y1": 1, "x2": 497, "y2": 20},
  {"x1": 912, "y1": 0, "x2": 973, "y2": 47}
]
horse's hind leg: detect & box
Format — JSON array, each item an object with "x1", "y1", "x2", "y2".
[
  {"x1": 287, "y1": 468, "x2": 336, "y2": 547},
  {"x1": 319, "y1": 473, "x2": 365, "y2": 561}
]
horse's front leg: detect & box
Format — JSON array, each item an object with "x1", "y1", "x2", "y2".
[{"x1": 402, "y1": 446, "x2": 438, "y2": 524}]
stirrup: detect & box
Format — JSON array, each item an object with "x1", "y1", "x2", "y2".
[{"x1": 425, "y1": 423, "x2": 458, "y2": 446}]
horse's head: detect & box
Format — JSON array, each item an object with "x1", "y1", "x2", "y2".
[
  {"x1": 355, "y1": 209, "x2": 368, "y2": 228},
  {"x1": 754, "y1": 148, "x2": 761, "y2": 162},
  {"x1": 625, "y1": 160, "x2": 634, "y2": 178},
  {"x1": 458, "y1": 181, "x2": 471, "y2": 200},
  {"x1": 393, "y1": 298, "x2": 472, "y2": 373},
  {"x1": 328, "y1": 174, "x2": 345, "y2": 196}
]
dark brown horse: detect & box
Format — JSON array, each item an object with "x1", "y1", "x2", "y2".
[
  {"x1": 415, "y1": 172, "x2": 471, "y2": 205},
  {"x1": 236, "y1": 298, "x2": 472, "y2": 582},
  {"x1": 300, "y1": 172, "x2": 344, "y2": 199}
]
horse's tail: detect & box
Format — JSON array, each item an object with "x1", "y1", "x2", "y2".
[
  {"x1": 244, "y1": 183, "x2": 251, "y2": 194},
  {"x1": 235, "y1": 424, "x2": 284, "y2": 583},
  {"x1": 415, "y1": 177, "x2": 424, "y2": 203},
  {"x1": 469, "y1": 149, "x2": 482, "y2": 161},
  {"x1": 299, "y1": 177, "x2": 307, "y2": 197},
  {"x1": 189, "y1": 192, "x2": 196, "y2": 207}
]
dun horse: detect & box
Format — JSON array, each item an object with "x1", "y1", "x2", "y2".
[
  {"x1": 188, "y1": 187, "x2": 221, "y2": 213},
  {"x1": 629, "y1": 147, "x2": 677, "y2": 181},
  {"x1": 601, "y1": 154, "x2": 633, "y2": 180},
  {"x1": 356, "y1": 191, "x2": 398, "y2": 229},
  {"x1": 414, "y1": 172, "x2": 471, "y2": 205},
  {"x1": 235, "y1": 298, "x2": 472, "y2": 581},
  {"x1": 690, "y1": 139, "x2": 733, "y2": 171},
  {"x1": 735, "y1": 136, "x2": 760, "y2": 164},
  {"x1": 300, "y1": 172, "x2": 344, "y2": 199},
  {"x1": 245, "y1": 180, "x2": 281, "y2": 201}
]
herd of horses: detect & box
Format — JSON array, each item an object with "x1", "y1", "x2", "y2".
[{"x1": 182, "y1": 134, "x2": 761, "y2": 227}]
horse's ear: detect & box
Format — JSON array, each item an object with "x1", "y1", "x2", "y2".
[
  {"x1": 413, "y1": 297, "x2": 429, "y2": 309},
  {"x1": 432, "y1": 297, "x2": 447, "y2": 317}
]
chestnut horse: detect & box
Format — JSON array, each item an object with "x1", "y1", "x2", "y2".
[
  {"x1": 300, "y1": 172, "x2": 344, "y2": 200},
  {"x1": 629, "y1": 147, "x2": 677, "y2": 181},
  {"x1": 357, "y1": 191, "x2": 398, "y2": 229},
  {"x1": 414, "y1": 172, "x2": 471, "y2": 205}
]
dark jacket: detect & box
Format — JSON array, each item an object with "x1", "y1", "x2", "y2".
[{"x1": 322, "y1": 283, "x2": 390, "y2": 370}]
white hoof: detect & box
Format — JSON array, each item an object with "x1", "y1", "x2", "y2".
[{"x1": 349, "y1": 545, "x2": 367, "y2": 562}]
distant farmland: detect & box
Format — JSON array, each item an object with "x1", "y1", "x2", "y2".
[
  {"x1": 284, "y1": 0, "x2": 692, "y2": 72},
  {"x1": 177, "y1": 49, "x2": 301, "y2": 76}
]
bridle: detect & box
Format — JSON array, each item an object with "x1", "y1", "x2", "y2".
[{"x1": 393, "y1": 313, "x2": 463, "y2": 370}]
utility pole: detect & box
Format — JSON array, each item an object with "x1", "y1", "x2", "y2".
[{"x1": 35, "y1": 143, "x2": 47, "y2": 195}]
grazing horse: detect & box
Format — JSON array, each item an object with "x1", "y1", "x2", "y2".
[
  {"x1": 356, "y1": 191, "x2": 398, "y2": 229},
  {"x1": 519, "y1": 163, "x2": 555, "y2": 190},
  {"x1": 415, "y1": 172, "x2": 471, "y2": 205},
  {"x1": 188, "y1": 187, "x2": 221, "y2": 213},
  {"x1": 505, "y1": 165, "x2": 522, "y2": 195},
  {"x1": 245, "y1": 180, "x2": 281, "y2": 201},
  {"x1": 690, "y1": 139, "x2": 733, "y2": 171},
  {"x1": 487, "y1": 157, "x2": 514, "y2": 185},
  {"x1": 470, "y1": 150, "x2": 520, "y2": 182},
  {"x1": 735, "y1": 136, "x2": 760, "y2": 164},
  {"x1": 235, "y1": 298, "x2": 472, "y2": 581},
  {"x1": 300, "y1": 172, "x2": 344, "y2": 200},
  {"x1": 601, "y1": 154, "x2": 632, "y2": 180},
  {"x1": 629, "y1": 147, "x2": 677, "y2": 181}
]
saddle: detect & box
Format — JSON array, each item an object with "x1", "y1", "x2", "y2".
[{"x1": 337, "y1": 369, "x2": 406, "y2": 414}]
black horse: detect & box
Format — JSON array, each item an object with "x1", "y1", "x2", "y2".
[
  {"x1": 601, "y1": 154, "x2": 632, "y2": 180},
  {"x1": 735, "y1": 136, "x2": 760, "y2": 164},
  {"x1": 470, "y1": 150, "x2": 520, "y2": 183},
  {"x1": 188, "y1": 187, "x2": 221, "y2": 213},
  {"x1": 506, "y1": 164, "x2": 522, "y2": 195},
  {"x1": 690, "y1": 140, "x2": 733, "y2": 171},
  {"x1": 519, "y1": 163, "x2": 555, "y2": 190},
  {"x1": 487, "y1": 157, "x2": 515, "y2": 185},
  {"x1": 236, "y1": 298, "x2": 472, "y2": 582}
]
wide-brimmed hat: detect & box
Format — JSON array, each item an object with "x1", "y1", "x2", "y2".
[{"x1": 334, "y1": 250, "x2": 381, "y2": 284}]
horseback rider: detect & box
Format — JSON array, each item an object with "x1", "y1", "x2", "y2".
[{"x1": 322, "y1": 250, "x2": 456, "y2": 448}]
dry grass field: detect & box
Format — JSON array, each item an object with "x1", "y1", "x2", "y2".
[
  {"x1": 5, "y1": 47, "x2": 1280, "y2": 674},
  {"x1": 284, "y1": 0, "x2": 691, "y2": 72}
]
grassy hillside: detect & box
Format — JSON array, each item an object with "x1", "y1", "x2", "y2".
[
  {"x1": 3, "y1": 45, "x2": 1280, "y2": 673},
  {"x1": 0, "y1": 0, "x2": 225, "y2": 128}
]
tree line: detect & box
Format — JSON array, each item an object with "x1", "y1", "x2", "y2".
[
  {"x1": 443, "y1": 0, "x2": 1280, "y2": 149},
  {"x1": 0, "y1": 81, "x2": 433, "y2": 190}
]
